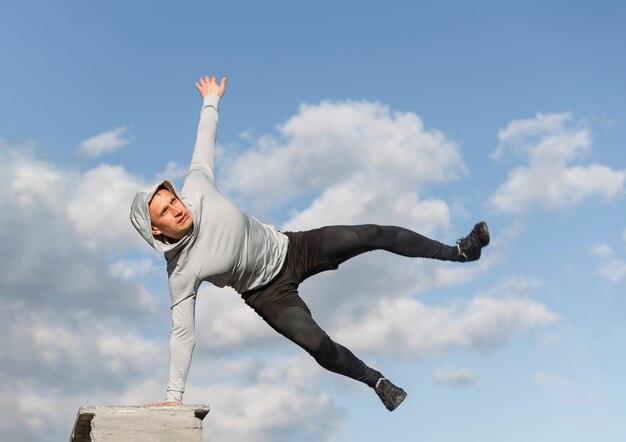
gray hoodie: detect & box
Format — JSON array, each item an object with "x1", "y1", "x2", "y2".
[{"x1": 130, "y1": 94, "x2": 288, "y2": 402}]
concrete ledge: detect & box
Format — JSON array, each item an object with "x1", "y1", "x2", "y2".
[{"x1": 70, "y1": 405, "x2": 210, "y2": 442}]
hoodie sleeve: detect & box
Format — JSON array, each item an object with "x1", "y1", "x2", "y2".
[
  {"x1": 189, "y1": 94, "x2": 221, "y2": 182},
  {"x1": 165, "y1": 294, "x2": 197, "y2": 402}
]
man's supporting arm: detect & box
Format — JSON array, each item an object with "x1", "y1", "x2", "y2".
[{"x1": 165, "y1": 295, "x2": 197, "y2": 403}]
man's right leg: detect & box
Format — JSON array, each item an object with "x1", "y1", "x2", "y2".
[
  {"x1": 321, "y1": 224, "x2": 461, "y2": 267},
  {"x1": 321, "y1": 223, "x2": 490, "y2": 267}
]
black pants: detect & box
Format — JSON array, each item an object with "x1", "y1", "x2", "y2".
[{"x1": 241, "y1": 225, "x2": 459, "y2": 388}]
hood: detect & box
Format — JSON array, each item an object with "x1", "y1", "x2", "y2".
[{"x1": 130, "y1": 180, "x2": 194, "y2": 254}]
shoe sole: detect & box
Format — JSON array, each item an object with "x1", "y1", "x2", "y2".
[
  {"x1": 388, "y1": 390, "x2": 407, "y2": 412},
  {"x1": 477, "y1": 221, "x2": 490, "y2": 247}
]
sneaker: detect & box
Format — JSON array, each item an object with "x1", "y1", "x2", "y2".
[
  {"x1": 375, "y1": 378, "x2": 407, "y2": 412},
  {"x1": 456, "y1": 221, "x2": 490, "y2": 262}
]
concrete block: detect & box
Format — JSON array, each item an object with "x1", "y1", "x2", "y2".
[{"x1": 70, "y1": 405, "x2": 210, "y2": 442}]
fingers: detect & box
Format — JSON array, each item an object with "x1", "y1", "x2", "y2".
[
  {"x1": 196, "y1": 75, "x2": 223, "y2": 84},
  {"x1": 196, "y1": 76, "x2": 209, "y2": 97},
  {"x1": 195, "y1": 75, "x2": 228, "y2": 97},
  {"x1": 202, "y1": 75, "x2": 214, "y2": 88},
  {"x1": 196, "y1": 78, "x2": 204, "y2": 97},
  {"x1": 219, "y1": 76, "x2": 227, "y2": 97},
  {"x1": 144, "y1": 401, "x2": 183, "y2": 407}
]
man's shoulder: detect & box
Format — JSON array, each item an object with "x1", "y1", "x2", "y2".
[
  {"x1": 167, "y1": 260, "x2": 200, "y2": 293},
  {"x1": 182, "y1": 167, "x2": 216, "y2": 192}
]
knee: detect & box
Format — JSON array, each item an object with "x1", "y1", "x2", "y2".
[
  {"x1": 311, "y1": 335, "x2": 339, "y2": 367},
  {"x1": 298, "y1": 330, "x2": 338, "y2": 365},
  {"x1": 360, "y1": 224, "x2": 385, "y2": 243},
  {"x1": 359, "y1": 224, "x2": 401, "y2": 248}
]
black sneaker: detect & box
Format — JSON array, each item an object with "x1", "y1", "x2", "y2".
[
  {"x1": 456, "y1": 221, "x2": 490, "y2": 262},
  {"x1": 375, "y1": 378, "x2": 407, "y2": 412}
]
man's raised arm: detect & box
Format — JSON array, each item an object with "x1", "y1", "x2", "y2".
[{"x1": 190, "y1": 75, "x2": 227, "y2": 177}]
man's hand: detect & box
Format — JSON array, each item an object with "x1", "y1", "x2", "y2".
[
  {"x1": 195, "y1": 75, "x2": 227, "y2": 99},
  {"x1": 144, "y1": 401, "x2": 183, "y2": 407}
]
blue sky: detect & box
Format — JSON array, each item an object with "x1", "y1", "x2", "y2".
[{"x1": 1, "y1": 1, "x2": 625, "y2": 441}]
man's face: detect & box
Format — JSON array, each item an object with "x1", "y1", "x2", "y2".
[{"x1": 149, "y1": 188, "x2": 193, "y2": 240}]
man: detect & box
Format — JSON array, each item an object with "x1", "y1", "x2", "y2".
[{"x1": 130, "y1": 75, "x2": 490, "y2": 412}]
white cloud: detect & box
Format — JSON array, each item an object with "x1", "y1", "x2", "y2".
[
  {"x1": 66, "y1": 163, "x2": 147, "y2": 251},
  {"x1": 0, "y1": 191, "x2": 157, "y2": 314},
  {"x1": 591, "y1": 243, "x2": 614, "y2": 258},
  {"x1": 598, "y1": 259, "x2": 626, "y2": 283},
  {"x1": 5, "y1": 148, "x2": 147, "y2": 252},
  {"x1": 114, "y1": 358, "x2": 345, "y2": 442},
  {"x1": 480, "y1": 277, "x2": 542, "y2": 297},
  {"x1": 155, "y1": 161, "x2": 188, "y2": 182},
  {"x1": 282, "y1": 176, "x2": 452, "y2": 233},
  {"x1": 10, "y1": 155, "x2": 65, "y2": 208},
  {"x1": 200, "y1": 384, "x2": 338, "y2": 442},
  {"x1": 332, "y1": 295, "x2": 558, "y2": 357},
  {"x1": 0, "y1": 142, "x2": 170, "y2": 442},
  {"x1": 0, "y1": 377, "x2": 173, "y2": 442},
  {"x1": 109, "y1": 258, "x2": 159, "y2": 280},
  {"x1": 533, "y1": 370, "x2": 599, "y2": 404},
  {"x1": 591, "y1": 243, "x2": 626, "y2": 283},
  {"x1": 0, "y1": 305, "x2": 163, "y2": 389},
  {"x1": 0, "y1": 386, "x2": 120, "y2": 442},
  {"x1": 491, "y1": 112, "x2": 574, "y2": 160},
  {"x1": 225, "y1": 100, "x2": 466, "y2": 226},
  {"x1": 2, "y1": 363, "x2": 334, "y2": 442},
  {"x1": 191, "y1": 255, "x2": 499, "y2": 360},
  {"x1": 194, "y1": 285, "x2": 278, "y2": 353},
  {"x1": 434, "y1": 366, "x2": 474, "y2": 387},
  {"x1": 488, "y1": 113, "x2": 626, "y2": 214},
  {"x1": 191, "y1": 355, "x2": 344, "y2": 442},
  {"x1": 79, "y1": 127, "x2": 131, "y2": 157}
]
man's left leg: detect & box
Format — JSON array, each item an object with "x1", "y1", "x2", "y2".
[
  {"x1": 271, "y1": 303, "x2": 407, "y2": 411},
  {"x1": 273, "y1": 305, "x2": 380, "y2": 386}
]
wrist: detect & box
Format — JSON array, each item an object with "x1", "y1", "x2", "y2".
[
  {"x1": 166, "y1": 390, "x2": 183, "y2": 402},
  {"x1": 202, "y1": 94, "x2": 220, "y2": 108}
]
